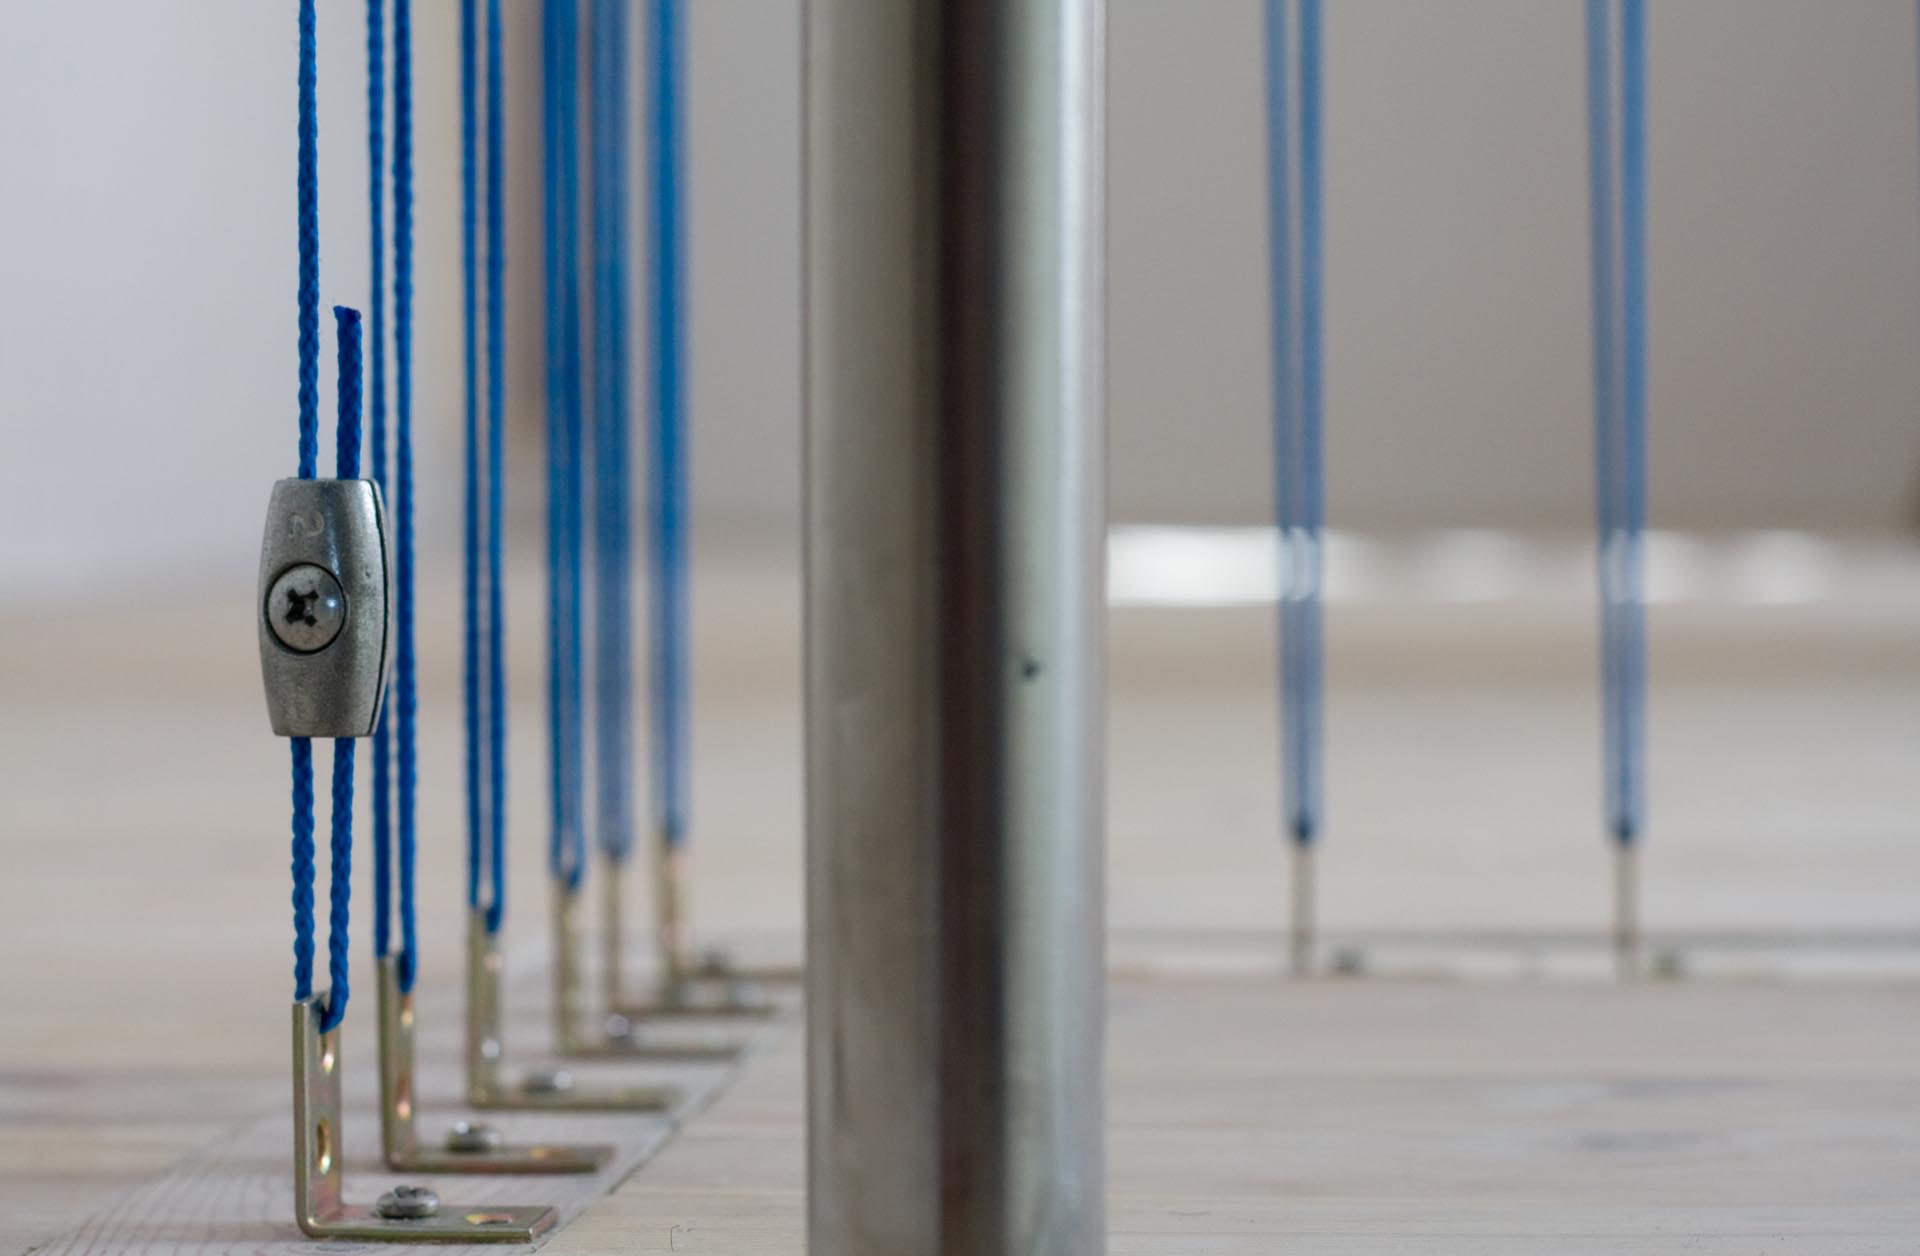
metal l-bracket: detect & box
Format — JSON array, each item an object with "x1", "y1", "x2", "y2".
[
  {"x1": 551, "y1": 883, "x2": 746, "y2": 1063},
  {"x1": 605, "y1": 855, "x2": 780, "y2": 1022},
  {"x1": 377, "y1": 957, "x2": 610, "y2": 1173},
  {"x1": 293, "y1": 995, "x2": 554, "y2": 1241},
  {"x1": 464, "y1": 912, "x2": 681, "y2": 1112}
]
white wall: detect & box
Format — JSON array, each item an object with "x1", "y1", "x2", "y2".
[{"x1": 2, "y1": 1, "x2": 1917, "y2": 605}]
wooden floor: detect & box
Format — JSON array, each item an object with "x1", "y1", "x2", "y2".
[
  {"x1": 7, "y1": 536, "x2": 1920, "y2": 1252},
  {"x1": 556, "y1": 979, "x2": 1920, "y2": 1255}
]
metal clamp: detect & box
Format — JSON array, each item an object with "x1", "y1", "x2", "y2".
[
  {"x1": 258, "y1": 478, "x2": 392, "y2": 738},
  {"x1": 464, "y1": 911, "x2": 683, "y2": 1112},
  {"x1": 376, "y1": 957, "x2": 610, "y2": 1174},
  {"x1": 292, "y1": 996, "x2": 553, "y2": 1241}
]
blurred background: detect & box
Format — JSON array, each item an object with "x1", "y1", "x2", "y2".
[
  {"x1": 8, "y1": 0, "x2": 1920, "y2": 601},
  {"x1": 2, "y1": 0, "x2": 1919, "y2": 1062}
]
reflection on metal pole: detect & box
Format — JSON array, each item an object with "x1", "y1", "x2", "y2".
[{"x1": 803, "y1": 1, "x2": 1108, "y2": 1252}]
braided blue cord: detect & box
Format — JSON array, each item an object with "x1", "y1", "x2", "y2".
[
  {"x1": 291, "y1": 0, "x2": 320, "y2": 1007},
  {"x1": 460, "y1": 0, "x2": 483, "y2": 920},
  {"x1": 291, "y1": 738, "x2": 317, "y2": 1001},
  {"x1": 336, "y1": 307, "x2": 363, "y2": 476},
  {"x1": 593, "y1": 0, "x2": 634, "y2": 865},
  {"x1": 1296, "y1": 0, "x2": 1324, "y2": 845},
  {"x1": 544, "y1": 0, "x2": 585, "y2": 892},
  {"x1": 558, "y1": 0, "x2": 586, "y2": 892},
  {"x1": 321, "y1": 740, "x2": 357, "y2": 1032},
  {"x1": 392, "y1": 0, "x2": 419, "y2": 992},
  {"x1": 484, "y1": 0, "x2": 508, "y2": 935},
  {"x1": 1616, "y1": 0, "x2": 1648, "y2": 845},
  {"x1": 1264, "y1": 0, "x2": 1325, "y2": 847},
  {"x1": 648, "y1": 0, "x2": 691, "y2": 855},
  {"x1": 543, "y1": 0, "x2": 561, "y2": 886},
  {"x1": 297, "y1": 0, "x2": 320, "y2": 481},
  {"x1": 320, "y1": 306, "x2": 364, "y2": 1034},
  {"x1": 1586, "y1": 0, "x2": 1648, "y2": 847},
  {"x1": 366, "y1": 0, "x2": 392, "y2": 968}
]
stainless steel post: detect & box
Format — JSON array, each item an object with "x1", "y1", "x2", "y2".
[{"x1": 803, "y1": 2, "x2": 1107, "y2": 1253}]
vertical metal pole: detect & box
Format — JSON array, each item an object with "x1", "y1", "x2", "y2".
[{"x1": 803, "y1": 2, "x2": 1106, "y2": 1254}]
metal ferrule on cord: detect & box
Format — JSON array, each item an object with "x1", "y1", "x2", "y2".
[{"x1": 259, "y1": 478, "x2": 393, "y2": 738}]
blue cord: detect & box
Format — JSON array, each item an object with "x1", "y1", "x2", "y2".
[
  {"x1": 460, "y1": 0, "x2": 483, "y2": 922},
  {"x1": 559, "y1": 0, "x2": 586, "y2": 893},
  {"x1": 291, "y1": 739, "x2": 316, "y2": 1002},
  {"x1": 297, "y1": 0, "x2": 320, "y2": 483},
  {"x1": 649, "y1": 0, "x2": 691, "y2": 855},
  {"x1": 545, "y1": 0, "x2": 586, "y2": 892},
  {"x1": 291, "y1": 0, "x2": 320, "y2": 1008},
  {"x1": 484, "y1": 0, "x2": 508, "y2": 936},
  {"x1": 392, "y1": 0, "x2": 419, "y2": 992},
  {"x1": 543, "y1": 0, "x2": 562, "y2": 889},
  {"x1": 1585, "y1": 0, "x2": 1648, "y2": 847},
  {"x1": 1265, "y1": 0, "x2": 1325, "y2": 847},
  {"x1": 337, "y1": 307, "x2": 362, "y2": 476},
  {"x1": 1618, "y1": 0, "x2": 1648, "y2": 844},
  {"x1": 320, "y1": 306, "x2": 364, "y2": 1034},
  {"x1": 593, "y1": 0, "x2": 635, "y2": 865},
  {"x1": 366, "y1": 0, "x2": 391, "y2": 969}
]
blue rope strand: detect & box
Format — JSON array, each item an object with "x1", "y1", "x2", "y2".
[
  {"x1": 1617, "y1": 0, "x2": 1648, "y2": 844},
  {"x1": 649, "y1": 0, "x2": 691, "y2": 855},
  {"x1": 544, "y1": 0, "x2": 561, "y2": 886},
  {"x1": 543, "y1": 0, "x2": 570, "y2": 890},
  {"x1": 593, "y1": 0, "x2": 634, "y2": 865},
  {"x1": 336, "y1": 307, "x2": 362, "y2": 476},
  {"x1": 460, "y1": 0, "x2": 483, "y2": 921},
  {"x1": 291, "y1": 0, "x2": 320, "y2": 1007},
  {"x1": 1265, "y1": 0, "x2": 1324, "y2": 847},
  {"x1": 322, "y1": 740, "x2": 357, "y2": 1032},
  {"x1": 559, "y1": 0, "x2": 586, "y2": 892},
  {"x1": 484, "y1": 0, "x2": 508, "y2": 935},
  {"x1": 392, "y1": 0, "x2": 419, "y2": 991},
  {"x1": 297, "y1": 0, "x2": 320, "y2": 481},
  {"x1": 291, "y1": 739, "x2": 317, "y2": 1002},
  {"x1": 365, "y1": 0, "x2": 392, "y2": 968},
  {"x1": 1296, "y1": 0, "x2": 1325, "y2": 845},
  {"x1": 1586, "y1": 0, "x2": 1648, "y2": 847},
  {"x1": 320, "y1": 306, "x2": 364, "y2": 1033}
]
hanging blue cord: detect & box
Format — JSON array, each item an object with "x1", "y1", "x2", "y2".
[
  {"x1": 559, "y1": 0, "x2": 587, "y2": 892},
  {"x1": 366, "y1": 0, "x2": 391, "y2": 969},
  {"x1": 649, "y1": 0, "x2": 691, "y2": 855},
  {"x1": 484, "y1": 0, "x2": 508, "y2": 935},
  {"x1": 392, "y1": 0, "x2": 419, "y2": 992},
  {"x1": 291, "y1": 738, "x2": 316, "y2": 1002},
  {"x1": 1296, "y1": 0, "x2": 1325, "y2": 846},
  {"x1": 543, "y1": 0, "x2": 562, "y2": 888},
  {"x1": 321, "y1": 306, "x2": 365, "y2": 1034},
  {"x1": 1617, "y1": 0, "x2": 1648, "y2": 844},
  {"x1": 544, "y1": 0, "x2": 587, "y2": 892},
  {"x1": 1265, "y1": 0, "x2": 1325, "y2": 847},
  {"x1": 593, "y1": 0, "x2": 635, "y2": 866},
  {"x1": 291, "y1": 0, "x2": 320, "y2": 1007},
  {"x1": 1585, "y1": 0, "x2": 1648, "y2": 847},
  {"x1": 461, "y1": 0, "x2": 483, "y2": 922}
]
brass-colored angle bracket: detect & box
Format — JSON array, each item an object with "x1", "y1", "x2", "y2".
[
  {"x1": 465, "y1": 911, "x2": 682, "y2": 1112},
  {"x1": 551, "y1": 883, "x2": 746, "y2": 1063},
  {"x1": 377, "y1": 957, "x2": 609, "y2": 1173},
  {"x1": 293, "y1": 995, "x2": 554, "y2": 1241},
  {"x1": 604, "y1": 859, "x2": 781, "y2": 1022}
]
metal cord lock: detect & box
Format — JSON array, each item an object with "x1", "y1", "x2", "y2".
[{"x1": 259, "y1": 478, "x2": 393, "y2": 738}]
